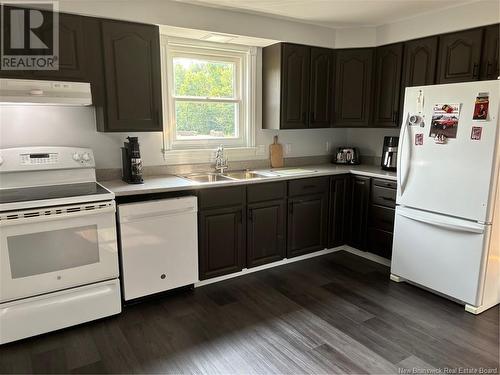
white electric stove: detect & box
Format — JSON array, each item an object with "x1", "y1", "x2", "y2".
[{"x1": 0, "y1": 146, "x2": 121, "y2": 344}]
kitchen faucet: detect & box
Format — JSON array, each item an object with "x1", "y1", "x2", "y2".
[{"x1": 214, "y1": 145, "x2": 228, "y2": 173}]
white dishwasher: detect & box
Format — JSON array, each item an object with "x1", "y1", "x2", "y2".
[{"x1": 118, "y1": 196, "x2": 198, "y2": 301}]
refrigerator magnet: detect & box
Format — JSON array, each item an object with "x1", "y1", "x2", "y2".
[
  {"x1": 429, "y1": 103, "x2": 460, "y2": 139},
  {"x1": 471, "y1": 126, "x2": 482, "y2": 140},
  {"x1": 415, "y1": 133, "x2": 424, "y2": 146},
  {"x1": 473, "y1": 93, "x2": 489, "y2": 121}
]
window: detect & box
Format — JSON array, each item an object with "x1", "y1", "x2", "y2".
[{"x1": 162, "y1": 37, "x2": 256, "y2": 153}]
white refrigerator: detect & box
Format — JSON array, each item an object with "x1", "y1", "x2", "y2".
[{"x1": 391, "y1": 80, "x2": 500, "y2": 314}]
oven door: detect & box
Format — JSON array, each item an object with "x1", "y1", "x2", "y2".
[{"x1": 0, "y1": 201, "x2": 119, "y2": 303}]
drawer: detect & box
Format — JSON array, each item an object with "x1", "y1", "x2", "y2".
[
  {"x1": 371, "y1": 185, "x2": 396, "y2": 208},
  {"x1": 288, "y1": 176, "x2": 329, "y2": 197},
  {"x1": 369, "y1": 205, "x2": 395, "y2": 232},
  {"x1": 367, "y1": 228, "x2": 393, "y2": 259},
  {"x1": 247, "y1": 181, "x2": 286, "y2": 203},
  {"x1": 372, "y1": 178, "x2": 397, "y2": 190},
  {"x1": 198, "y1": 186, "x2": 245, "y2": 209}
]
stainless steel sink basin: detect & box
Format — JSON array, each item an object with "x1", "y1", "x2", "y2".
[
  {"x1": 181, "y1": 173, "x2": 232, "y2": 183},
  {"x1": 223, "y1": 171, "x2": 267, "y2": 180}
]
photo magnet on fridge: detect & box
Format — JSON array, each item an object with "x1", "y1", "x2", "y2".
[
  {"x1": 473, "y1": 93, "x2": 489, "y2": 121},
  {"x1": 415, "y1": 133, "x2": 424, "y2": 146},
  {"x1": 429, "y1": 103, "x2": 460, "y2": 139},
  {"x1": 471, "y1": 126, "x2": 482, "y2": 140}
]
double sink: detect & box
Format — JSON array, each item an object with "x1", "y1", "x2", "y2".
[
  {"x1": 180, "y1": 170, "x2": 271, "y2": 183},
  {"x1": 180, "y1": 168, "x2": 319, "y2": 184}
]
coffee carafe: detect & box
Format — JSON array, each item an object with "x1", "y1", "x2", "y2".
[
  {"x1": 122, "y1": 136, "x2": 143, "y2": 184},
  {"x1": 381, "y1": 136, "x2": 399, "y2": 171}
]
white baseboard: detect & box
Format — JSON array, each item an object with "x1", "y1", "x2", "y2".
[{"x1": 195, "y1": 245, "x2": 390, "y2": 288}]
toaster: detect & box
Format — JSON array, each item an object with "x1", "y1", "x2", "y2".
[{"x1": 333, "y1": 147, "x2": 360, "y2": 165}]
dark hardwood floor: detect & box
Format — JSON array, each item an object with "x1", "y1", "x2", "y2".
[{"x1": 1, "y1": 250, "x2": 498, "y2": 374}]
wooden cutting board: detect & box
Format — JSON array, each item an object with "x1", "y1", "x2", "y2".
[{"x1": 269, "y1": 135, "x2": 284, "y2": 168}]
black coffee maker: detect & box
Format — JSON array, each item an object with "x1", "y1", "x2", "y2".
[
  {"x1": 122, "y1": 137, "x2": 143, "y2": 184},
  {"x1": 381, "y1": 136, "x2": 399, "y2": 171}
]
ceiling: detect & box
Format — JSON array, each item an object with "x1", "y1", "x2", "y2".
[{"x1": 172, "y1": 0, "x2": 478, "y2": 28}]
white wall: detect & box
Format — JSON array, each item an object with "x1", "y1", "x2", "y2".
[
  {"x1": 345, "y1": 128, "x2": 400, "y2": 157},
  {"x1": 0, "y1": 106, "x2": 347, "y2": 169}
]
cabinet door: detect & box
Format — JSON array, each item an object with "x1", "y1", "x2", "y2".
[
  {"x1": 309, "y1": 47, "x2": 335, "y2": 128},
  {"x1": 480, "y1": 24, "x2": 499, "y2": 80},
  {"x1": 100, "y1": 21, "x2": 162, "y2": 132},
  {"x1": 35, "y1": 13, "x2": 87, "y2": 80},
  {"x1": 437, "y1": 29, "x2": 483, "y2": 83},
  {"x1": 281, "y1": 44, "x2": 310, "y2": 129},
  {"x1": 348, "y1": 176, "x2": 370, "y2": 250},
  {"x1": 247, "y1": 200, "x2": 286, "y2": 268},
  {"x1": 287, "y1": 193, "x2": 328, "y2": 258},
  {"x1": 373, "y1": 43, "x2": 403, "y2": 128},
  {"x1": 402, "y1": 37, "x2": 438, "y2": 87},
  {"x1": 334, "y1": 48, "x2": 374, "y2": 127},
  {"x1": 199, "y1": 206, "x2": 245, "y2": 280},
  {"x1": 328, "y1": 175, "x2": 350, "y2": 248}
]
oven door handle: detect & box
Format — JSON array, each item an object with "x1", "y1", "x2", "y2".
[{"x1": 0, "y1": 202, "x2": 115, "y2": 227}]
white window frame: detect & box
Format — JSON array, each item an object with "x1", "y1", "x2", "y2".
[{"x1": 161, "y1": 36, "x2": 259, "y2": 162}]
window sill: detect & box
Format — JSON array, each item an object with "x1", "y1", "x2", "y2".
[{"x1": 162, "y1": 146, "x2": 267, "y2": 165}]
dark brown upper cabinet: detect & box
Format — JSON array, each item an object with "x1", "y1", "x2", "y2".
[
  {"x1": 280, "y1": 43, "x2": 311, "y2": 129},
  {"x1": 99, "y1": 21, "x2": 162, "y2": 132},
  {"x1": 35, "y1": 13, "x2": 87, "y2": 81},
  {"x1": 309, "y1": 47, "x2": 335, "y2": 128},
  {"x1": 372, "y1": 43, "x2": 403, "y2": 128},
  {"x1": 437, "y1": 28, "x2": 483, "y2": 83},
  {"x1": 333, "y1": 48, "x2": 374, "y2": 128},
  {"x1": 480, "y1": 24, "x2": 499, "y2": 80},
  {"x1": 262, "y1": 43, "x2": 334, "y2": 129},
  {"x1": 402, "y1": 36, "x2": 438, "y2": 87}
]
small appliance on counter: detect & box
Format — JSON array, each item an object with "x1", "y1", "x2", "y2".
[
  {"x1": 333, "y1": 147, "x2": 360, "y2": 165},
  {"x1": 381, "y1": 136, "x2": 399, "y2": 171},
  {"x1": 121, "y1": 136, "x2": 143, "y2": 184}
]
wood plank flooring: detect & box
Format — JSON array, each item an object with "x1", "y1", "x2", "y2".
[{"x1": 1, "y1": 250, "x2": 498, "y2": 374}]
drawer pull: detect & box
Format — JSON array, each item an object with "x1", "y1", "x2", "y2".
[{"x1": 381, "y1": 197, "x2": 395, "y2": 202}]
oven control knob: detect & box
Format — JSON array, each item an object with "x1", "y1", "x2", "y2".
[
  {"x1": 72, "y1": 152, "x2": 81, "y2": 161},
  {"x1": 82, "y1": 152, "x2": 91, "y2": 162}
]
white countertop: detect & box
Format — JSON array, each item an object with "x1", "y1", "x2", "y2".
[{"x1": 101, "y1": 164, "x2": 396, "y2": 197}]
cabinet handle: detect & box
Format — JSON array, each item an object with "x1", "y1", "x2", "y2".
[
  {"x1": 486, "y1": 62, "x2": 492, "y2": 77},
  {"x1": 381, "y1": 196, "x2": 395, "y2": 202},
  {"x1": 392, "y1": 110, "x2": 399, "y2": 124},
  {"x1": 472, "y1": 63, "x2": 479, "y2": 78},
  {"x1": 248, "y1": 209, "x2": 253, "y2": 222}
]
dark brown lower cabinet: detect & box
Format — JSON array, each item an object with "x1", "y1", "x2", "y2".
[
  {"x1": 287, "y1": 193, "x2": 328, "y2": 258},
  {"x1": 247, "y1": 200, "x2": 286, "y2": 268},
  {"x1": 328, "y1": 174, "x2": 350, "y2": 248},
  {"x1": 367, "y1": 178, "x2": 396, "y2": 259},
  {"x1": 347, "y1": 175, "x2": 371, "y2": 250},
  {"x1": 198, "y1": 206, "x2": 245, "y2": 280}
]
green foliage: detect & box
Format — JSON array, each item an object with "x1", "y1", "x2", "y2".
[{"x1": 174, "y1": 59, "x2": 236, "y2": 137}]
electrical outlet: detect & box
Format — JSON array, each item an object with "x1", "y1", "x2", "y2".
[
  {"x1": 284, "y1": 143, "x2": 292, "y2": 155},
  {"x1": 326, "y1": 141, "x2": 331, "y2": 153}
]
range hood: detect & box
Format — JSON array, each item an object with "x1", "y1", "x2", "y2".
[{"x1": 0, "y1": 78, "x2": 92, "y2": 106}]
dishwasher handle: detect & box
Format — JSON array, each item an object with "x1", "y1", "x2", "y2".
[{"x1": 120, "y1": 206, "x2": 196, "y2": 223}]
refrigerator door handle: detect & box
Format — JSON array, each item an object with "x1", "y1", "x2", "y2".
[
  {"x1": 398, "y1": 118, "x2": 410, "y2": 195},
  {"x1": 397, "y1": 210, "x2": 485, "y2": 234}
]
